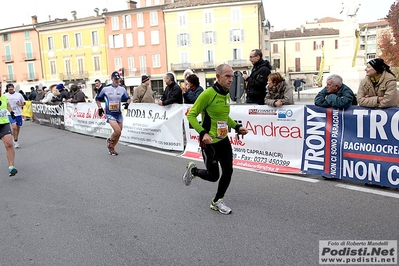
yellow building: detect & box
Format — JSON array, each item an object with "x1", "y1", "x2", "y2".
[
  {"x1": 164, "y1": 0, "x2": 264, "y2": 87},
  {"x1": 36, "y1": 15, "x2": 108, "y2": 100}
]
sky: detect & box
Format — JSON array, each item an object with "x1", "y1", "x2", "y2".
[{"x1": 0, "y1": 0, "x2": 395, "y2": 30}]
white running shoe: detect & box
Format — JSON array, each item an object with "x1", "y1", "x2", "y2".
[
  {"x1": 210, "y1": 198, "x2": 232, "y2": 214},
  {"x1": 182, "y1": 161, "x2": 197, "y2": 186},
  {"x1": 14, "y1": 141, "x2": 20, "y2": 148}
]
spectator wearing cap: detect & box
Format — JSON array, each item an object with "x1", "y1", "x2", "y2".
[
  {"x1": 28, "y1": 86, "x2": 37, "y2": 100},
  {"x1": 132, "y1": 75, "x2": 154, "y2": 103},
  {"x1": 41, "y1": 85, "x2": 55, "y2": 104},
  {"x1": 35, "y1": 87, "x2": 45, "y2": 101},
  {"x1": 357, "y1": 58, "x2": 398, "y2": 108},
  {"x1": 95, "y1": 71, "x2": 131, "y2": 156},
  {"x1": 182, "y1": 74, "x2": 204, "y2": 104},
  {"x1": 158, "y1": 73, "x2": 183, "y2": 106},
  {"x1": 51, "y1": 84, "x2": 70, "y2": 102},
  {"x1": 66, "y1": 84, "x2": 86, "y2": 103}
]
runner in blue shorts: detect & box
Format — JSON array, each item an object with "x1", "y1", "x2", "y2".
[
  {"x1": 5, "y1": 84, "x2": 26, "y2": 148},
  {"x1": 95, "y1": 71, "x2": 131, "y2": 155},
  {"x1": 0, "y1": 85, "x2": 18, "y2": 176}
]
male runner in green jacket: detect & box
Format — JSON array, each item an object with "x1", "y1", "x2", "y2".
[{"x1": 183, "y1": 64, "x2": 248, "y2": 214}]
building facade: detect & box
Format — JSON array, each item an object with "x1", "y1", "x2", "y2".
[
  {"x1": 36, "y1": 15, "x2": 108, "y2": 100},
  {"x1": 0, "y1": 16, "x2": 59, "y2": 93},
  {"x1": 269, "y1": 17, "x2": 390, "y2": 87},
  {"x1": 164, "y1": 0, "x2": 265, "y2": 88},
  {"x1": 104, "y1": 1, "x2": 168, "y2": 96}
]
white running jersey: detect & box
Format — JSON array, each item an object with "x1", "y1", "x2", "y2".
[{"x1": 5, "y1": 92, "x2": 25, "y2": 116}]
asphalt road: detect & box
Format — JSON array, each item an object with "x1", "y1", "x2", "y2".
[{"x1": 0, "y1": 122, "x2": 398, "y2": 266}]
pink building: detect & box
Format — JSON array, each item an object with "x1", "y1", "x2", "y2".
[
  {"x1": 0, "y1": 16, "x2": 57, "y2": 94},
  {"x1": 104, "y1": 1, "x2": 168, "y2": 96}
]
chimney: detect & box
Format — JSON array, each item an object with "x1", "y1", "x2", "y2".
[
  {"x1": 31, "y1": 15, "x2": 38, "y2": 24},
  {"x1": 71, "y1": 10, "x2": 77, "y2": 20},
  {"x1": 270, "y1": 26, "x2": 274, "y2": 32},
  {"x1": 300, "y1": 25, "x2": 304, "y2": 33},
  {"x1": 94, "y1": 8, "x2": 100, "y2": 17},
  {"x1": 126, "y1": 0, "x2": 137, "y2": 9}
]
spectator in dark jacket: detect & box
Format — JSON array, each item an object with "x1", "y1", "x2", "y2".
[
  {"x1": 51, "y1": 84, "x2": 69, "y2": 102},
  {"x1": 28, "y1": 86, "x2": 37, "y2": 100},
  {"x1": 158, "y1": 73, "x2": 183, "y2": 106},
  {"x1": 19, "y1": 90, "x2": 28, "y2": 100},
  {"x1": 67, "y1": 84, "x2": 86, "y2": 103},
  {"x1": 293, "y1": 78, "x2": 306, "y2": 92},
  {"x1": 35, "y1": 87, "x2": 45, "y2": 101},
  {"x1": 314, "y1": 74, "x2": 357, "y2": 109},
  {"x1": 182, "y1": 74, "x2": 203, "y2": 104},
  {"x1": 243, "y1": 49, "x2": 272, "y2": 105}
]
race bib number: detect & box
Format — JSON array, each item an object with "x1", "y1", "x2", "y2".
[
  {"x1": 109, "y1": 102, "x2": 119, "y2": 112},
  {"x1": 0, "y1": 110, "x2": 7, "y2": 118},
  {"x1": 216, "y1": 121, "x2": 228, "y2": 139}
]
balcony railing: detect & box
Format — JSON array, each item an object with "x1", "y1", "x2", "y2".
[
  {"x1": 2, "y1": 55, "x2": 13, "y2": 63},
  {"x1": 2, "y1": 75, "x2": 16, "y2": 82},
  {"x1": 23, "y1": 73, "x2": 38, "y2": 81},
  {"x1": 23, "y1": 53, "x2": 36, "y2": 61},
  {"x1": 228, "y1": 59, "x2": 250, "y2": 67},
  {"x1": 203, "y1": 61, "x2": 215, "y2": 68},
  {"x1": 59, "y1": 71, "x2": 89, "y2": 81},
  {"x1": 287, "y1": 65, "x2": 331, "y2": 73},
  {"x1": 171, "y1": 63, "x2": 192, "y2": 71}
]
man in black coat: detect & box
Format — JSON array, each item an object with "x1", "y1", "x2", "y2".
[
  {"x1": 243, "y1": 49, "x2": 272, "y2": 105},
  {"x1": 28, "y1": 86, "x2": 37, "y2": 100},
  {"x1": 293, "y1": 77, "x2": 306, "y2": 92},
  {"x1": 158, "y1": 73, "x2": 183, "y2": 106}
]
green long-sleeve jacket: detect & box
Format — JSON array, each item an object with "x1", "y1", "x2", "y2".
[{"x1": 187, "y1": 83, "x2": 238, "y2": 144}]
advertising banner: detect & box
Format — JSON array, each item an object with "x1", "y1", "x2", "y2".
[
  {"x1": 64, "y1": 102, "x2": 185, "y2": 151},
  {"x1": 22, "y1": 100, "x2": 33, "y2": 118},
  {"x1": 64, "y1": 102, "x2": 112, "y2": 138},
  {"x1": 121, "y1": 103, "x2": 185, "y2": 151},
  {"x1": 303, "y1": 106, "x2": 399, "y2": 188},
  {"x1": 31, "y1": 102, "x2": 65, "y2": 129},
  {"x1": 341, "y1": 107, "x2": 399, "y2": 187},
  {"x1": 301, "y1": 105, "x2": 344, "y2": 178},
  {"x1": 182, "y1": 104, "x2": 305, "y2": 173}
]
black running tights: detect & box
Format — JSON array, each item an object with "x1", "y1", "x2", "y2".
[{"x1": 195, "y1": 137, "x2": 233, "y2": 201}]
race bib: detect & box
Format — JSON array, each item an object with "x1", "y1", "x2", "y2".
[
  {"x1": 216, "y1": 121, "x2": 228, "y2": 139},
  {"x1": 0, "y1": 110, "x2": 7, "y2": 118},
  {"x1": 109, "y1": 102, "x2": 119, "y2": 112}
]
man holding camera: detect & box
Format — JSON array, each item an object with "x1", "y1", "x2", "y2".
[{"x1": 96, "y1": 71, "x2": 131, "y2": 156}]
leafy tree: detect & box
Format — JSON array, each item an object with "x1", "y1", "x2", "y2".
[{"x1": 378, "y1": 1, "x2": 399, "y2": 75}]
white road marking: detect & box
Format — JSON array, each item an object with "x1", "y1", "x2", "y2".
[
  {"x1": 125, "y1": 144, "x2": 399, "y2": 195},
  {"x1": 246, "y1": 169, "x2": 320, "y2": 183},
  {"x1": 335, "y1": 184, "x2": 399, "y2": 199},
  {"x1": 125, "y1": 143, "x2": 320, "y2": 183}
]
